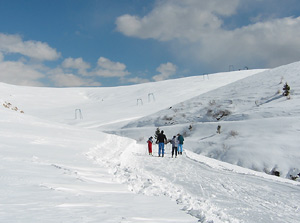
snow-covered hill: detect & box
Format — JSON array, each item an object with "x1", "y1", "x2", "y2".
[
  {"x1": 0, "y1": 63, "x2": 299, "y2": 222},
  {"x1": 116, "y1": 62, "x2": 300, "y2": 179}
]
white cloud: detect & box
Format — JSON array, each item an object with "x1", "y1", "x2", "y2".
[
  {"x1": 122, "y1": 77, "x2": 149, "y2": 84},
  {"x1": 192, "y1": 16, "x2": 300, "y2": 69},
  {"x1": 94, "y1": 57, "x2": 130, "y2": 77},
  {"x1": 0, "y1": 57, "x2": 101, "y2": 87},
  {"x1": 62, "y1": 57, "x2": 90, "y2": 76},
  {"x1": 61, "y1": 57, "x2": 130, "y2": 78},
  {"x1": 49, "y1": 68, "x2": 101, "y2": 87},
  {"x1": 0, "y1": 33, "x2": 133, "y2": 86},
  {"x1": 0, "y1": 60, "x2": 44, "y2": 86},
  {"x1": 0, "y1": 33, "x2": 60, "y2": 61},
  {"x1": 116, "y1": 0, "x2": 239, "y2": 42},
  {"x1": 153, "y1": 62, "x2": 177, "y2": 81},
  {"x1": 116, "y1": 0, "x2": 300, "y2": 69},
  {"x1": 97, "y1": 57, "x2": 126, "y2": 71},
  {"x1": 62, "y1": 57, "x2": 90, "y2": 70}
]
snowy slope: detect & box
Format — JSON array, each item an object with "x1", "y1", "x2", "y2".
[
  {"x1": 0, "y1": 69, "x2": 263, "y2": 130},
  {"x1": 117, "y1": 62, "x2": 300, "y2": 179},
  {"x1": 0, "y1": 64, "x2": 300, "y2": 223},
  {"x1": 0, "y1": 108, "x2": 196, "y2": 223}
]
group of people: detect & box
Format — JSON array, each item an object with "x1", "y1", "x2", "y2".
[{"x1": 147, "y1": 130, "x2": 184, "y2": 158}]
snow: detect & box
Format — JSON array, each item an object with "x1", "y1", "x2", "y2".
[{"x1": 0, "y1": 63, "x2": 300, "y2": 222}]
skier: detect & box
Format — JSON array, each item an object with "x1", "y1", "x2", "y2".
[
  {"x1": 156, "y1": 130, "x2": 167, "y2": 157},
  {"x1": 147, "y1": 136, "x2": 153, "y2": 155},
  {"x1": 170, "y1": 135, "x2": 179, "y2": 158},
  {"x1": 177, "y1": 133, "x2": 184, "y2": 155}
]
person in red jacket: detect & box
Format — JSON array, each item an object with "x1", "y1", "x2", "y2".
[{"x1": 147, "y1": 136, "x2": 153, "y2": 155}]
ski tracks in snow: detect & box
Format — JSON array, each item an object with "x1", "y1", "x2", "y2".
[
  {"x1": 87, "y1": 138, "x2": 300, "y2": 223},
  {"x1": 88, "y1": 138, "x2": 240, "y2": 223}
]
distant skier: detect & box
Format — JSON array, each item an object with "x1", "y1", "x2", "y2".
[
  {"x1": 177, "y1": 133, "x2": 184, "y2": 155},
  {"x1": 170, "y1": 135, "x2": 179, "y2": 158},
  {"x1": 156, "y1": 130, "x2": 167, "y2": 157},
  {"x1": 147, "y1": 136, "x2": 153, "y2": 155}
]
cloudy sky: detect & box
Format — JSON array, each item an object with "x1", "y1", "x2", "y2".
[{"x1": 0, "y1": 0, "x2": 300, "y2": 87}]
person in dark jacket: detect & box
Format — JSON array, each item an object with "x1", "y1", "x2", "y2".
[
  {"x1": 156, "y1": 130, "x2": 167, "y2": 157},
  {"x1": 177, "y1": 133, "x2": 184, "y2": 155}
]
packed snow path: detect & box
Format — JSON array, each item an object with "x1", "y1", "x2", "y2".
[{"x1": 91, "y1": 138, "x2": 300, "y2": 223}]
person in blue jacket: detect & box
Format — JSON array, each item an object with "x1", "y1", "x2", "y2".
[{"x1": 177, "y1": 133, "x2": 184, "y2": 155}]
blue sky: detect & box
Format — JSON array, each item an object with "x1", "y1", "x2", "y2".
[{"x1": 0, "y1": 0, "x2": 300, "y2": 87}]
